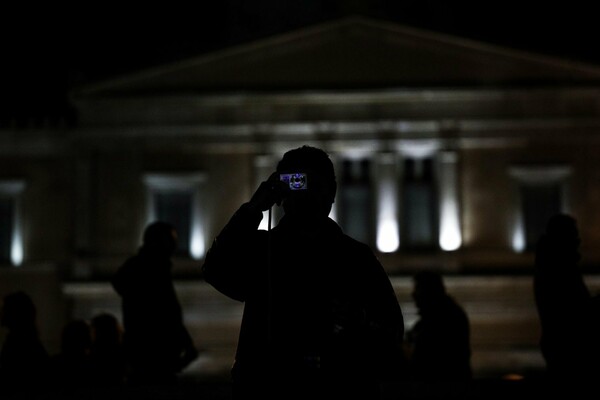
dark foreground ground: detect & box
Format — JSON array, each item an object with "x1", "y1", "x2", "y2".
[{"x1": 1, "y1": 375, "x2": 589, "y2": 400}]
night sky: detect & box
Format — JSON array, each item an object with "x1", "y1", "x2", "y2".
[{"x1": 2, "y1": 1, "x2": 599, "y2": 123}]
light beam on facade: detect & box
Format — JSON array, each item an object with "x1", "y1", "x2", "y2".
[
  {"x1": 512, "y1": 216, "x2": 525, "y2": 253},
  {"x1": 376, "y1": 154, "x2": 399, "y2": 253},
  {"x1": 11, "y1": 229, "x2": 23, "y2": 266},
  {"x1": 439, "y1": 199, "x2": 461, "y2": 251},
  {"x1": 0, "y1": 180, "x2": 25, "y2": 266},
  {"x1": 190, "y1": 224, "x2": 205, "y2": 259},
  {"x1": 438, "y1": 152, "x2": 462, "y2": 251}
]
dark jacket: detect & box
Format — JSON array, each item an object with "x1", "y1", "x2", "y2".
[{"x1": 202, "y1": 204, "x2": 404, "y2": 392}]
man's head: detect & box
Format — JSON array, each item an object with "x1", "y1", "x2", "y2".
[
  {"x1": 412, "y1": 270, "x2": 446, "y2": 313},
  {"x1": 276, "y1": 145, "x2": 337, "y2": 219},
  {"x1": 142, "y1": 221, "x2": 178, "y2": 257},
  {"x1": 546, "y1": 213, "x2": 579, "y2": 244},
  {"x1": 544, "y1": 213, "x2": 581, "y2": 261}
]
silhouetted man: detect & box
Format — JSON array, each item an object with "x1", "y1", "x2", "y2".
[
  {"x1": 111, "y1": 221, "x2": 198, "y2": 386},
  {"x1": 534, "y1": 213, "x2": 600, "y2": 389},
  {"x1": 404, "y1": 271, "x2": 472, "y2": 383},
  {"x1": 202, "y1": 145, "x2": 405, "y2": 399}
]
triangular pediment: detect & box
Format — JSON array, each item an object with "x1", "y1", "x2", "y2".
[{"x1": 75, "y1": 16, "x2": 600, "y2": 97}]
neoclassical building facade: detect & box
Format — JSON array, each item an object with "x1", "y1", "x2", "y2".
[{"x1": 2, "y1": 16, "x2": 600, "y2": 378}]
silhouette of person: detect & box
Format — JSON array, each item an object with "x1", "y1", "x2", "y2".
[
  {"x1": 89, "y1": 312, "x2": 127, "y2": 387},
  {"x1": 533, "y1": 213, "x2": 600, "y2": 385},
  {"x1": 48, "y1": 318, "x2": 95, "y2": 390},
  {"x1": 404, "y1": 270, "x2": 472, "y2": 383},
  {"x1": 202, "y1": 145, "x2": 405, "y2": 399},
  {"x1": 111, "y1": 221, "x2": 199, "y2": 386},
  {"x1": 0, "y1": 290, "x2": 49, "y2": 393}
]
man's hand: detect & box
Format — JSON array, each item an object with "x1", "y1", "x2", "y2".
[{"x1": 247, "y1": 172, "x2": 288, "y2": 212}]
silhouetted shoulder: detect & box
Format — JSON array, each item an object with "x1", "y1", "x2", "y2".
[{"x1": 339, "y1": 233, "x2": 377, "y2": 258}]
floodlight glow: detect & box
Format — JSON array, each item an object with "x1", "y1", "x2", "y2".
[
  {"x1": 439, "y1": 199, "x2": 461, "y2": 251},
  {"x1": 190, "y1": 224, "x2": 205, "y2": 259},
  {"x1": 512, "y1": 220, "x2": 525, "y2": 253},
  {"x1": 11, "y1": 230, "x2": 23, "y2": 266},
  {"x1": 438, "y1": 152, "x2": 462, "y2": 251},
  {"x1": 376, "y1": 182, "x2": 399, "y2": 253},
  {"x1": 377, "y1": 219, "x2": 400, "y2": 253}
]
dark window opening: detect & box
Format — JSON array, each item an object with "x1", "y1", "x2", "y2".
[
  {"x1": 402, "y1": 158, "x2": 438, "y2": 250},
  {"x1": 338, "y1": 159, "x2": 373, "y2": 244},
  {"x1": 154, "y1": 191, "x2": 192, "y2": 256}
]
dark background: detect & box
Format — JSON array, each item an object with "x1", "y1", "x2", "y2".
[{"x1": 2, "y1": 0, "x2": 599, "y2": 122}]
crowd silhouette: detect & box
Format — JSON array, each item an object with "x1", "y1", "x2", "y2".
[
  {"x1": 0, "y1": 291, "x2": 128, "y2": 396},
  {"x1": 0, "y1": 222, "x2": 200, "y2": 397},
  {"x1": 0, "y1": 144, "x2": 599, "y2": 399}
]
